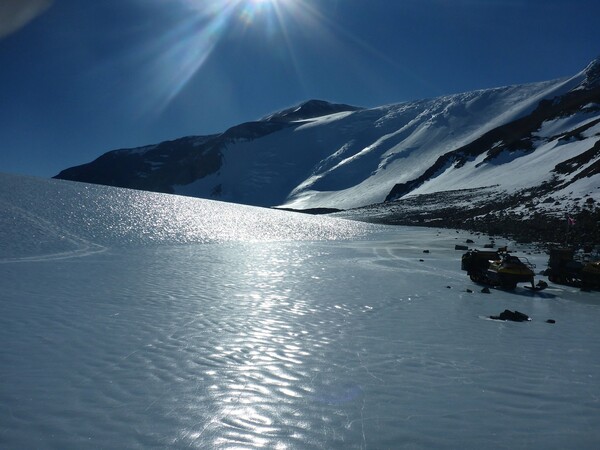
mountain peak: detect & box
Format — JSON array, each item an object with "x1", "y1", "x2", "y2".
[
  {"x1": 262, "y1": 99, "x2": 362, "y2": 122},
  {"x1": 580, "y1": 56, "x2": 600, "y2": 89}
]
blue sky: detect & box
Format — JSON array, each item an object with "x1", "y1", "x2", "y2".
[{"x1": 1, "y1": 0, "x2": 599, "y2": 177}]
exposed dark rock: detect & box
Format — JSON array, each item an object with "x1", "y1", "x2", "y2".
[
  {"x1": 481, "y1": 287, "x2": 491, "y2": 294},
  {"x1": 338, "y1": 187, "x2": 600, "y2": 250},
  {"x1": 55, "y1": 121, "x2": 292, "y2": 195},
  {"x1": 262, "y1": 99, "x2": 362, "y2": 122},
  {"x1": 377, "y1": 77, "x2": 600, "y2": 247},
  {"x1": 385, "y1": 83, "x2": 600, "y2": 202},
  {"x1": 277, "y1": 207, "x2": 343, "y2": 215},
  {"x1": 490, "y1": 310, "x2": 530, "y2": 322}
]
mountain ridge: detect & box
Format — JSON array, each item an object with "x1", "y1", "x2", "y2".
[{"x1": 54, "y1": 57, "x2": 600, "y2": 244}]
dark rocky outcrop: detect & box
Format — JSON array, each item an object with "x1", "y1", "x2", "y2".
[
  {"x1": 54, "y1": 121, "x2": 292, "y2": 194},
  {"x1": 338, "y1": 187, "x2": 600, "y2": 250},
  {"x1": 490, "y1": 310, "x2": 531, "y2": 322},
  {"x1": 262, "y1": 99, "x2": 362, "y2": 122},
  {"x1": 386, "y1": 82, "x2": 600, "y2": 202}
]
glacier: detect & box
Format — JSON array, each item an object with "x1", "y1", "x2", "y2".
[{"x1": 1, "y1": 173, "x2": 600, "y2": 449}]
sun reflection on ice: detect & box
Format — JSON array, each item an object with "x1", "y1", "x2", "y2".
[{"x1": 182, "y1": 242, "x2": 328, "y2": 448}]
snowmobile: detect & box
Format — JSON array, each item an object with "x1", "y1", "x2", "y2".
[
  {"x1": 461, "y1": 249, "x2": 545, "y2": 290},
  {"x1": 546, "y1": 248, "x2": 600, "y2": 290}
]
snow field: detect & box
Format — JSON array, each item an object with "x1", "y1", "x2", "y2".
[{"x1": 1, "y1": 174, "x2": 600, "y2": 449}]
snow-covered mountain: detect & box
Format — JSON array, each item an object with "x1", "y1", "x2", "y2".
[{"x1": 55, "y1": 58, "x2": 600, "y2": 230}]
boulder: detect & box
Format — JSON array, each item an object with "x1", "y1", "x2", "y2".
[{"x1": 490, "y1": 309, "x2": 530, "y2": 322}]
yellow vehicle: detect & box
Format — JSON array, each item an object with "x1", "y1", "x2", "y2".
[
  {"x1": 547, "y1": 248, "x2": 600, "y2": 289},
  {"x1": 462, "y1": 249, "x2": 544, "y2": 290}
]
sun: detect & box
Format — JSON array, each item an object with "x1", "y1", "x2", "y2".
[
  {"x1": 237, "y1": 0, "x2": 290, "y2": 29},
  {"x1": 242, "y1": 0, "x2": 284, "y2": 15},
  {"x1": 139, "y1": 0, "x2": 319, "y2": 113},
  {"x1": 249, "y1": 0, "x2": 279, "y2": 4}
]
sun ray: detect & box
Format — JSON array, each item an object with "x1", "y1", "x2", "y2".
[
  {"x1": 134, "y1": 1, "x2": 242, "y2": 114},
  {"x1": 136, "y1": 0, "x2": 397, "y2": 115},
  {"x1": 142, "y1": 0, "x2": 314, "y2": 113}
]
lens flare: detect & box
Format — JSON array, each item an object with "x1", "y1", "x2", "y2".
[
  {"x1": 131, "y1": 0, "x2": 316, "y2": 113},
  {"x1": 132, "y1": 0, "x2": 406, "y2": 117}
]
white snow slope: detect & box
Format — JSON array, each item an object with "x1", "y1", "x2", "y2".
[
  {"x1": 1, "y1": 172, "x2": 600, "y2": 449},
  {"x1": 171, "y1": 61, "x2": 599, "y2": 211}
]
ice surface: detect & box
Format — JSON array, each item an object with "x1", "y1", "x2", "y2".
[
  {"x1": 0, "y1": 173, "x2": 371, "y2": 261},
  {"x1": 2, "y1": 174, "x2": 600, "y2": 449}
]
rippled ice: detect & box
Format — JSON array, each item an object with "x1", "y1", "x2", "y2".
[
  {"x1": 0, "y1": 173, "x2": 373, "y2": 260},
  {"x1": 1, "y1": 174, "x2": 600, "y2": 449}
]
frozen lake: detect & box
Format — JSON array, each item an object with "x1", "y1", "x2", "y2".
[{"x1": 1, "y1": 174, "x2": 600, "y2": 449}]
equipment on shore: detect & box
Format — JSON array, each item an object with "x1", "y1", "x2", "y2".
[
  {"x1": 461, "y1": 249, "x2": 545, "y2": 290},
  {"x1": 546, "y1": 248, "x2": 600, "y2": 290}
]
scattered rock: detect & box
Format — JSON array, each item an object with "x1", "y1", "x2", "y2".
[
  {"x1": 546, "y1": 319, "x2": 556, "y2": 324},
  {"x1": 466, "y1": 288, "x2": 473, "y2": 293},
  {"x1": 483, "y1": 243, "x2": 494, "y2": 248},
  {"x1": 490, "y1": 310, "x2": 530, "y2": 322},
  {"x1": 481, "y1": 287, "x2": 491, "y2": 294},
  {"x1": 419, "y1": 259, "x2": 424, "y2": 262},
  {"x1": 446, "y1": 286, "x2": 452, "y2": 289},
  {"x1": 423, "y1": 249, "x2": 430, "y2": 253},
  {"x1": 455, "y1": 244, "x2": 469, "y2": 251},
  {"x1": 466, "y1": 239, "x2": 475, "y2": 243},
  {"x1": 344, "y1": 186, "x2": 600, "y2": 248}
]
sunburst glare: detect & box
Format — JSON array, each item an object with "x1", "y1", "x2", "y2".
[
  {"x1": 136, "y1": 0, "x2": 316, "y2": 114},
  {"x1": 136, "y1": 0, "x2": 396, "y2": 116}
]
